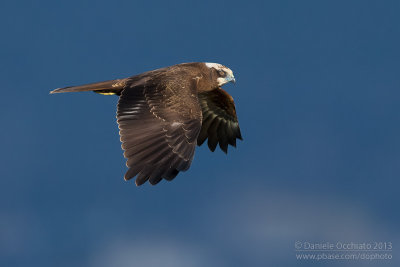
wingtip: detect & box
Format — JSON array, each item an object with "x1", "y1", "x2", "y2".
[
  {"x1": 237, "y1": 131, "x2": 243, "y2": 140},
  {"x1": 124, "y1": 173, "x2": 133, "y2": 182},
  {"x1": 135, "y1": 178, "x2": 146, "y2": 186},
  {"x1": 131, "y1": 177, "x2": 142, "y2": 186},
  {"x1": 219, "y1": 144, "x2": 228, "y2": 154}
]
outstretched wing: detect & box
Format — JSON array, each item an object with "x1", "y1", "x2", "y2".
[
  {"x1": 117, "y1": 80, "x2": 202, "y2": 186},
  {"x1": 197, "y1": 88, "x2": 242, "y2": 153}
]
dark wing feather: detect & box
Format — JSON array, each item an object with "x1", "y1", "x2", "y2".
[
  {"x1": 198, "y1": 88, "x2": 242, "y2": 153},
  {"x1": 117, "y1": 80, "x2": 201, "y2": 186}
]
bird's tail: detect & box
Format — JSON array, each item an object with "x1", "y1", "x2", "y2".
[{"x1": 50, "y1": 79, "x2": 126, "y2": 95}]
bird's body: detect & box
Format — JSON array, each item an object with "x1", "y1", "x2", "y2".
[{"x1": 51, "y1": 62, "x2": 242, "y2": 186}]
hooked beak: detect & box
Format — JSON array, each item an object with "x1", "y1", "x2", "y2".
[{"x1": 226, "y1": 76, "x2": 236, "y2": 84}]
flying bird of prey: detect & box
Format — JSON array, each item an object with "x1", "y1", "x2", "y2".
[{"x1": 51, "y1": 62, "x2": 242, "y2": 186}]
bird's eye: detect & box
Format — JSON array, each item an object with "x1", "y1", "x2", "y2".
[{"x1": 218, "y1": 70, "x2": 226, "y2": 76}]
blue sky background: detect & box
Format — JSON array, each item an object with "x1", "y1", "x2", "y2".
[{"x1": 1, "y1": 0, "x2": 399, "y2": 266}]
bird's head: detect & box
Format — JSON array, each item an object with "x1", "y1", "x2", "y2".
[{"x1": 205, "y1": 62, "x2": 236, "y2": 87}]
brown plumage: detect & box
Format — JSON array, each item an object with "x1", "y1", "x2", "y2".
[{"x1": 50, "y1": 62, "x2": 242, "y2": 186}]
